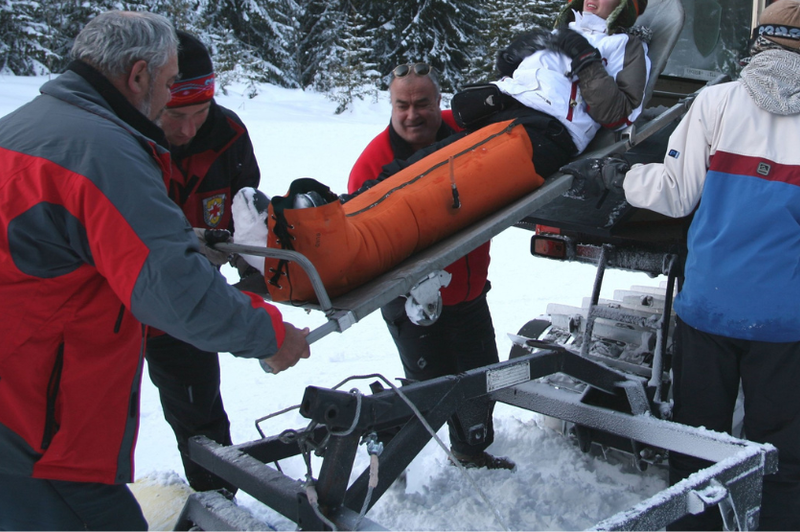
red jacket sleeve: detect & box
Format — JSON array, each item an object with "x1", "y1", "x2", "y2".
[{"x1": 348, "y1": 127, "x2": 393, "y2": 193}]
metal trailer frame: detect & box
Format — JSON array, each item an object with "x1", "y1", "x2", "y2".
[{"x1": 176, "y1": 346, "x2": 777, "y2": 531}]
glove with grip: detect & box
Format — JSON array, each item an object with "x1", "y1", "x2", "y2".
[
  {"x1": 553, "y1": 29, "x2": 602, "y2": 76},
  {"x1": 560, "y1": 155, "x2": 630, "y2": 199},
  {"x1": 193, "y1": 227, "x2": 233, "y2": 266}
]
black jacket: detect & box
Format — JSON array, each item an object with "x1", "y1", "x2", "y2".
[{"x1": 167, "y1": 100, "x2": 261, "y2": 231}]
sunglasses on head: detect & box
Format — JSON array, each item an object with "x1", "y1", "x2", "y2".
[{"x1": 392, "y1": 63, "x2": 432, "y2": 78}]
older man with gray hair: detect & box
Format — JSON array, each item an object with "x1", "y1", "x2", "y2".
[{"x1": 0, "y1": 11, "x2": 309, "y2": 530}]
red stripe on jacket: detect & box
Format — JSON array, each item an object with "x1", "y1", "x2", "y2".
[{"x1": 710, "y1": 151, "x2": 800, "y2": 187}]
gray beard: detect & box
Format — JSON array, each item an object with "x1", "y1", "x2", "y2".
[
  {"x1": 138, "y1": 76, "x2": 158, "y2": 121},
  {"x1": 138, "y1": 95, "x2": 151, "y2": 120}
]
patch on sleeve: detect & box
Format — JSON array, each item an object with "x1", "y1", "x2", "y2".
[{"x1": 668, "y1": 149, "x2": 680, "y2": 159}]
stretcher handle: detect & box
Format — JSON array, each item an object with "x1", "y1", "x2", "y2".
[{"x1": 210, "y1": 241, "x2": 334, "y2": 312}]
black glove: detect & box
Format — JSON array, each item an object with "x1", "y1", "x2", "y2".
[
  {"x1": 553, "y1": 29, "x2": 602, "y2": 76},
  {"x1": 496, "y1": 28, "x2": 553, "y2": 77},
  {"x1": 193, "y1": 227, "x2": 232, "y2": 266},
  {"x1": 560, "y1": 155, "x2": 630, "y2": 198},
  {"x1": 204, "y1": 228, "x2": 233, "y2": 245}
]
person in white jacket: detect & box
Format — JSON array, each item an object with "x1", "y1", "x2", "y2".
[
  {"x1": 494, "y1": 0, "x2": 651, "y2": 155},
  {"x1": 609, "y1": 1, "x2": 800, "y2": 528}
]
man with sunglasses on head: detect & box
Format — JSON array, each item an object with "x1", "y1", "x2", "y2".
[
  {"x1": 345, "y1": 0, "x2": 649, "y2": 472},
  {"x1": 348, "y1": 62, "x2": 514, "y2": 471}
]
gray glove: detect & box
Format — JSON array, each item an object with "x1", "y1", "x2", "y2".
[{"x1": 193, "y1": 227, "x2": 232, "y2": 266}]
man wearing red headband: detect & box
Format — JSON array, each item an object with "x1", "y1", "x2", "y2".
[{"x1": 147, "y1": 30, "x2": 264, "y2": 493}]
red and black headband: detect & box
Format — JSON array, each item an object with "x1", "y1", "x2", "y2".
[{"x1": 168, "y1": 73, "x2": 215, "y2": 108}]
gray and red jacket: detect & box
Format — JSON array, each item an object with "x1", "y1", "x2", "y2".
[
  {"x1": 348, "y1": 110, "x2": 491, "y2": 305},
  {"x1": 166, "y1": 100, "x2": 260, "y2": 231},
  {"x1": 0, "y1": 62, "x2": 285, "y2": 485}
]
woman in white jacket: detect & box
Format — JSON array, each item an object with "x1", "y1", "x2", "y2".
[{"x1": 494, "y1": 0, "x2": 651, "y2": 155}]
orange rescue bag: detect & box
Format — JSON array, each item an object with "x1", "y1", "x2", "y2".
[{"x1": 264, "y1": 119, "x2": 543, "y2": 303}]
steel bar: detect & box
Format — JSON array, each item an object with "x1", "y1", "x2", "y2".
[
  {"x1": 492, "y1": 380, "x2": 776, "y2": 465},
  {"x1": 187, "y1": 436, "x2": 386, "y2": 531},
  {"x1": 175, "y1": 491, "x2": 270, "y2": 531}
]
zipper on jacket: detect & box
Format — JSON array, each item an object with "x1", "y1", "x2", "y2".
[
  {"x1": 114, "y1": 304, "x2": 125, "y2": 333},
  {"x1": 567, "y1": 81, "x2": 579, "y2": 122},
  {"x1": 41, "y1": 344, "x2": 64, "y2": 450}
]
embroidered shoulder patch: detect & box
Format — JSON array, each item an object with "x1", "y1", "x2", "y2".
[{"x1": 203, "y1": 194, "x2": 226, "y2": 227}]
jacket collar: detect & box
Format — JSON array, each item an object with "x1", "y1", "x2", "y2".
[
  {"x1": 67, "y1": 60, "x2": 169, "y2": 148},
  {"x1": 388, "y1": 118, "x2": 456, "y2": 161}
]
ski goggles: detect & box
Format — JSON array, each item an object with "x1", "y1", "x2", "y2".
[{"x1": 391, "y1": 63, "x2": 432, "y2": 78}]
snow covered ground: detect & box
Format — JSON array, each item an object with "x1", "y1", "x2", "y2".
[{"x1": 0, "y1": 76, "x2": 670, "y2": 530}]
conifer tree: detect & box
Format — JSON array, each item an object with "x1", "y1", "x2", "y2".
[
  {"x1": 202, "y1": 0, "x2": 301, "y2": 88},
  {"x1": 4, "y1": 0, "x2": 565, "y2": 98},
  {"x1": 1, "y1": 0, "x2": 62, "y2": 74},
  {"x1": 467, "y1": 0, "x2": 565, "y2": 83},
  {"x1": 312, "y1": 2, "x2": 380, "y2": 113},
  {"x1": 353, "y1": 0, "x2": 486, "y2": 93},
  {"x1": 298, "y1": 0, "x2": 338, "y2": 88}
]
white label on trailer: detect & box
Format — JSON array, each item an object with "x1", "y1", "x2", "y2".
[
  {"x1": 683, "y1": 67, "x2": 721, "y2": 81},
  {"x1": 486, "y1": 362, "x2": 531, "y2": 392}
]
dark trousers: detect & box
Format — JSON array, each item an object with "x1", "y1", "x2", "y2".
[
  {"x1": 483, "y1": 103, "x2": 577, "y2": 179},
  {"x1": 380, "y1": 282, "x2": 499, "y2": 456},
  {"x1": 667, "y1": 318, "x2": 800, "y2": 531},
  {"x1": 145, "y1": 335, "x2": 235, "y2": 492},
  {"x1": 0, "y1": 473, "x2": 147, "y2": 531}
]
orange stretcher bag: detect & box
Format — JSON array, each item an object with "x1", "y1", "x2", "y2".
[{"x1": 264, "y1": 119, "x2": 543, "y2": 303}]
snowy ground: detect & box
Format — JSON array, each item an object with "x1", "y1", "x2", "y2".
[{"x1": 0, "y1": 76, "x2": 669, "y2": 530}]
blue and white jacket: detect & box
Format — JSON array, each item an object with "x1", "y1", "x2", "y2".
[{"x1": 624, "y1": 49, "x2": 800, "y2": 342}]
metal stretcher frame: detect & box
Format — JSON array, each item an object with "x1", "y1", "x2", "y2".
[
  {"x1": 177, "y1": 347, "x2": 778, "y2": 531},
  {"x1": 210, "y1": 0, "x2": 695, "y2": 344}
]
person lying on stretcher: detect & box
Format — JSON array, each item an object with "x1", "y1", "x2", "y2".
[
  {"x1": 212, "y1": 0, "x2": 651, "y2": 303},
  {"x1": 343, "y1": 0, "x2": 651, "y2": 201}
]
